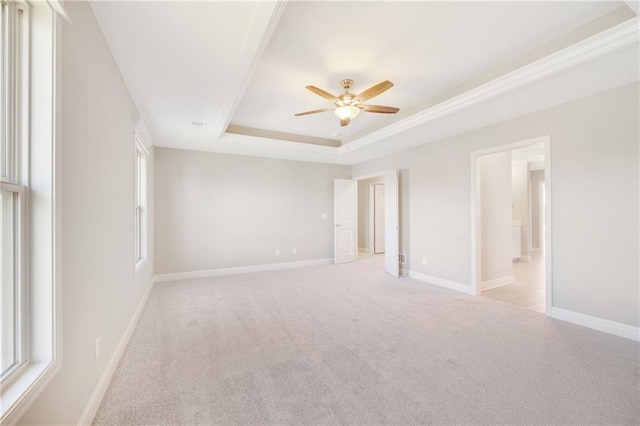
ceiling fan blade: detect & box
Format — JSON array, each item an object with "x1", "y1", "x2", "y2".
[
  {"x1": 294, "y1": 107, "x2": 335, "y2": 116},
  {"x1": 306, "y1": 85, "x2": 339, "y2": 102},
  {"x1": 360, "y1": 104, "x2": 399, "y2": 114},
  {"x1": 355, "y1": 80, "x2": 393, "y2": 102},
  {"x1": 340, "y1": 118, "x2": 350, "y2": 127}
]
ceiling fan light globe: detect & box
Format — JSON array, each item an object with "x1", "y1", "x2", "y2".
[{"x1": 334, "y1": 105, "x2": 360, "y2": 120}]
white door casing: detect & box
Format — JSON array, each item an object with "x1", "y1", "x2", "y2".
[
  {"x1": 334, "y1": 179, "x2": 356, "y2": 264},
  {"x1": 374, "y1": 184, "x2": 386, "y2": 254},
  {"x1": 470, "y1": 135, "x2": 552, "y2": 314},
  {"x1": 384, "y1": 169, "x2": 399, "y2": 277},
  {"x1": 539, "y1": 181, "x2": 546, "y2": 252}
]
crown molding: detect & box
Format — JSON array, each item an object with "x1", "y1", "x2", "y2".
[
  {"x1": 221, "y1": 132, "x2": 336, "y2": 154},
  {"x1": 216, "y1": 16, "x2": 637, "y2": 164},
  {"x1": 337, "y1": 17, "x2": 639, "y2": 155},
  {"x1": 213, "y1": 132, "x2": 349, "y2": 164},
  {"x1": 210, "y1": 1, "x2": 288, "y2": 141}
]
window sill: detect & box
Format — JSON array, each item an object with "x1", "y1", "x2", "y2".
[{"x1": 0, "y1": 359, "x2": 61, "y2": 424}]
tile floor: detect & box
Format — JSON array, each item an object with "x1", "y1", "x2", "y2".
[{"x1": 482, "y1": 252, "x2": 545, "y2": 312}]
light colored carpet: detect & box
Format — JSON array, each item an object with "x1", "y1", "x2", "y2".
[{"x1": 94, "y1": 255, "x2": 640, "y2": 425}]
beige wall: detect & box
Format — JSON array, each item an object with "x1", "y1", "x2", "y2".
[
  {"x1": 352, "y1": 83, "x2": 639, "y2": 327},
  {"x1": 530, "y1": 170, "x2": 545, "y2": 249},
  {"x1": 480, "y1": 152, "x2": 513, "y2": 282},
  {"x1": 18, "y1": 2, "x2": 155, "y2": 424},
  {"x1": 154, "y1": 148, "x2": 351, "y2": 274}
]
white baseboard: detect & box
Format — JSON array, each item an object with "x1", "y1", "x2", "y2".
[
  {"x1": 153, "y1": 258, "x2": 333, "y2": 283},
  {"x1": 408, "y1": 271, "x2": 474, "y2": 295},
  {"x1": 517, "y1": 255, "x2": 532, "y2": 262},
  {"x1": 78, "y1": 279, "x2": 155, "y2": 425},
  {"x1": 531, "y1": 247, "x2": 542, "y2": 253},
  {"x1": 481, "y1": 275, "x2": 514, "y2": 292},
  {"x1": 358, "y1": 247, "x2": 370, "y2": 253},
  {"x1": 549, "y1": 307, "x2": 639, "y2": 342}
]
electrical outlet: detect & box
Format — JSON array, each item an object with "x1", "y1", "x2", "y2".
[
  {"x1": 292, "y1": 248, "x2": 297, "y2": 255},
  {"x1": 94, "y1": 337, "x2": 101, "y2": 361},
  {"x1": 275, "y1": 249, "x2": 280, "y2": 256},
  {"x1": 422, "y1": 257, "x2": 427, "y2": 265},
  {"x1": 321, "y1": 213, "x2": 327, "y2": 219}
]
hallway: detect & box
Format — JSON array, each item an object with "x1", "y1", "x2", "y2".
[{"x1": 483, "y1": 253, "x2": 545, "y2": 312}]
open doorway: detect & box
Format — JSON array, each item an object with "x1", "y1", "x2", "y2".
[
  {"x1": 356, "y1": 177, "x2": 386, "y2": 259},
  {"x1": 373, "y1": 184, "x2": 386, "y2": 254},
  {"x1": 334, "y1": 170, "x2": 399, "y2": 277},
  {"x1": 471, "y1": 137, "x2": 551, "y2": 314}
]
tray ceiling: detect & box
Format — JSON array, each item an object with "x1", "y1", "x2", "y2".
[{"x1": 90, "y1": 1, "x2": 639, "y2": 165}]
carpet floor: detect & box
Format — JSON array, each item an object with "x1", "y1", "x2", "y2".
[{"x1": 94, "y1": 256, "x2": 639, "y2": 425}]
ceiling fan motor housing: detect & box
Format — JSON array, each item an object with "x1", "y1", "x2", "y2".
[{"x1": 340, "y1": 78, "x2": 355, "y2": 91}]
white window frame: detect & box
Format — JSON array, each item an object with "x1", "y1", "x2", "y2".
[
  {"x1": 0, "y1": 182, "x2": 27, "y2": 381},
  {"x1": 1, "y1": 1, "x2": 61, "y2": 423},
  {"x1": 1, "y1": 0, "x2": 28, "y2": 385},
  {"x1": 134, "y1": 137, "x2": 147, "y2": 272}
]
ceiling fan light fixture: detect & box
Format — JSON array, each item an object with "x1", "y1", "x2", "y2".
[
  {"x1": 334, "y1": 105, "x2": 360, "y2": 120},
  {"x1": 295, "y1": 79, "x2": 398, "y2": 126}
]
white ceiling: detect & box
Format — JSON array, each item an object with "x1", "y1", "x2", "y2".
[{"x1": 89, "y1": 1, "x2": 639, "y2": 165}]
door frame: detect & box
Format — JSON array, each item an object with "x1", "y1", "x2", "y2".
[
  {"x1": 368, "y1": 183, "x2": 375, "y2": 253},
  {"x1": 470, "y1": 135, "x2": 553, "y2": 314},
  {"x1": 352, "y1": 170, "x2": 397, "y2": 268},
  {"x1": 353, "y1": 171, "x2": 388, "y2": 260},
  {"x1": 538, "y1": 180, "x2": 546, "y2": 252},
  {"x1": 372, "y1": 183, "x2": 385, "y2": 254}
]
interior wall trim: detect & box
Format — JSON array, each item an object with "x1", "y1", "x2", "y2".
[
  {"x1": 212, "y1": 1, "x2": 287, "y2": 140},
  {"x1": 408, "y1": 271, "x2": 474, "y2": 295},
  {"x1": 153, "y1": 258, "x2": 334, "y2": 283},
  {"x1": 339, "y1": 17, "x2": 639, "y2": 153},
  {"x1": 78, "y1": 278, "x2": 156, "y2": 425},
  {"x1": 481, "y1": 275, "x2": 515, "y2": 292},
  {"x1": 549, "y1": 307, "x2": 640, "y2": 342}
]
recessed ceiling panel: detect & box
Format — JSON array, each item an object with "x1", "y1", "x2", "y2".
[{"x1": 232, "y1": 1, "x2": 623, "y2": 141}]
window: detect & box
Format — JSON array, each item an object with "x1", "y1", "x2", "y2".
[
  {"x1": 1, "y1": 0, "x2": 28, "y2": 382},
  {"x1": 134, "y1": 138, "x2": 147, "y2": 268},
  {"x1": 1, "y1": 1, "x2": 59, "y2": 422}
]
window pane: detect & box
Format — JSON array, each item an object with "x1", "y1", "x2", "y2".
[
  {"x1": 0, "y1": 189, "x2": 16, "y2": 376},
  {"x1": 136, "y1": 150, "x2": 142, "y2": 206},
  {"x1": 14, "y1": 6, "x2": 23, "y2": 182},
  {"x1": 1, "y1": 2, "x2": 7, "y2": 180},
  {"x1": 135, "y1": 206, "x2": 141, "y2": 261}
]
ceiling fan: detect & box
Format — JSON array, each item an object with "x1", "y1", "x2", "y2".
[{"x1": 295, "y1": 78, "x2": 399, "y2": 127}]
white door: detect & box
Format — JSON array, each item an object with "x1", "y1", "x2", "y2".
[
  {"x1": 384, "y1": 169, "x2": 399, "y2": 277},
  {"x1": 334, "y1": 179, "x2": 356, "y2": 264},
  {"x1": 374, "y1": 184, "x2": 386, "y2": 254}
]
